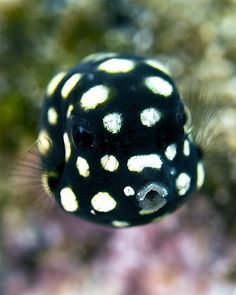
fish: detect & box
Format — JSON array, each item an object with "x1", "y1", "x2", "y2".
[{"x1": 36, "y1": 52, "x2": 206, "y2": 227}]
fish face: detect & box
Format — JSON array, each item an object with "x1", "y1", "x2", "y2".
[{"x1": 38, "y1": 53, "x2": 204, "y2": 227}]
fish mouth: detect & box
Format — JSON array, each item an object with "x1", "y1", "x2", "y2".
[{"x1": 136, "y1": 182, "x2": 168, "y2": 212}]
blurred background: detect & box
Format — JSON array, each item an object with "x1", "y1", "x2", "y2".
[{"x1": 1, "y1": 0, "x2": 236, "y2": 294}]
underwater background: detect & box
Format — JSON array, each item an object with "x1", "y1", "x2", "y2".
[{"x1": 0, "y1": 0, "x2": 236, "y2": 294}]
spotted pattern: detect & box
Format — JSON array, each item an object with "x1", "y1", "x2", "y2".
[
  {"x1": 67, "y1": 105, "x2": 74, "y2": 118},
  {"x1": 165, "y1": 144, "x2": 177, "y2": 161},
  {"x1": 98, "y1": 58, "x2": 135, "y2": 73},
  {"x1": 123, "y1": 186, "x2": 135, "y2": 196},
  {"x1": 76, "y1": 157, "x2": 90, "y2": 177},
  {"x1": 39, "y1": 52, "x2": 204, "y2": 227},
  {"x1": 63, "y1": 133, "x2": 71, "y2": 162},
  {"x1": 140, "y1": 107, "x2": 161, "y2": 127},
  {"x1": 100, "y1": 155, "x2": 119, "y2": 172},
  {"x1": 91, "y1": 192, "x2": 117, "y2": 212},
  {"x1": 197, "y1": 162, "x2": 205, "y2": 189},
  {"x1": 176, "y1": 173, "x2": 191, "y2": 196},
  {"x1": 127, "y1": 154, "x2": 163, "y2": 172},
  {"x1": 80, "y1": 85, "x2": 109, "y2": 110},
  {"x1": 145, "y1": 59, "x2": 170, "y2": 75},
  {"x1": 183, "y1": 139, "x2": 190, "y2": 156},
  {"x1": 145, "y1": 76, "x2": 173, "y2": 97},
  {"x1": 47, "y1": 72, "x2": 66, "y2": 96},
  {"x1": 60, "y1": 187, "x2": 79, "y2": 212},
  {"x1": 103, "y1": 113, "x2": 122, "y2": 134},
  {"x1": 61, "y1": 73, "x2": 82, "y2": 99},
  {"x1": 47, "y1": 107, "x2": 58, "y2": 125},
  {"x1": 38, "y1": 130, "x2": 51, "y2": 155},
  {"x1": 112, "y1": 220, "x2": 129, "y2": 227}
]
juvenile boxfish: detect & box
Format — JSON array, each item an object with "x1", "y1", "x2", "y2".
[{"x1": 37, "y1": 52, "x2": 205, "y2": 227}]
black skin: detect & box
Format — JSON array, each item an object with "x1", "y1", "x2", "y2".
[{"x1": 39, "y1": 53, "x2": 202, "y2": 227}]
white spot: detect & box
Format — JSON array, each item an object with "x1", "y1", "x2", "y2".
[
  {"x1": 60, "y1": 187, "x2": 79, "y2": 212},
  {"x1": 184, "y1": 105, "x2": 193, "y2": 134},
  {"x1": 145, "y1": 59, "x2": 170, "y2": 75},
  {"x1": 183, "y1": 139, "x2": 190, "y2": 156},
  {"x1": 47, "y1": 107, "x2": 58, "y2": 125},
  {"x1": 80, "y1": 85, "x2": 109, "y2": 110},
  {"x1": 176, "y1": 173, "x2": 191, "y2": 196},
  {"x1": 76, "y1": 157, "x2": 90, "y2": 177},
  {"x1": 66, "y1": 105, "x2": 74, "y2": 118},
  {"x1": 112, "y1": 220, "x2": 129, "y2": 227},
  {"x1": 197, "y1": 162, "x2": 205, "y2": 189},
  {"x1": 90, "y1": 209, "x2": 96, "y2": 215},
  {"x1": 98, "y1": 58, "x2": 135, "y2": 73},
  {"x1": 123, "y1": 186, "x2": 135, "y2": 196},
  {"x1": 61, "y1": 73, "x2": 82, "y2": 99},
  {"x1": 103, "y1": 113, "x2": 122, "y2": 134},
  {"x1": 100, "y1": 155, "x2": 119, "y2": 172},
  {"x1": 127, "y1": 154, "x2": 163, "y2": 173},
  {"x1": 145, "y1": 76, "x2": 173, "y2": 97},
  {"x1": 165, "y1": 144, "x2": 177, "y2": 161},
  {"x1": 47, "y1": 72, "x2": 66, "y2": 96},
  {"x1": 38, "y1": 130, "x2": 52, "y2": 155},
  {"x1": 140, "y1": 107, "x2": 161, "y2": 127},
  {"x1": 91, "y1": 192, "x2": 117, "y2": 212},
  {"x1": 63, "y1": 133, "x2": 71, "y2": 161},
  {"x1": 139, "y1": 209, "x2": 157, "y2": 215}
]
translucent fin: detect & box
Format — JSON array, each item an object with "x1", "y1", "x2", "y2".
[
  {"x1": 9, "y1": 142, "x2": 56, "y2": 215},
  {"x1": 181, "y1": 80, "x2": 228, "y2": 159}
]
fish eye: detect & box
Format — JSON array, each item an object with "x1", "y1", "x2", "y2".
[{"x1": 72, "y1": 126, "x2": 95, "y2": 149}]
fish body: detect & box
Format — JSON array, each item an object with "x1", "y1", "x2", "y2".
[{"x1": 38, "y1": 53, "x2": 204, "y2": 227}]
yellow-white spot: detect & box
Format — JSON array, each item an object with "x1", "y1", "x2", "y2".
[
  {"x1": 101, "y1": 155, "x2": 119, "y2": 172},
  {"x1": 91, "y1": 192, "x2": 117, "y2": 212},
  {"x1": 145, "y1": 59, "x2": 170, "y2": 75},
  {"x1": 63, "y1": 133, "x2": 71, "y2": 161},
  {"x1": 197, "y1": 162, "x2": 205, "y2": 189},
  {"x1": 47, "y1": 107, "x2": 58, "y2": 125},
  {"x1": 112, "y1": 220, "x2": 129, "y2": 227},
  {"x1": 123, "y1": 186, "x2": 135, "y2": 196},
  {"x1": 67, "y1": 105, "x2": 74, "y2": 118},
  {"x1": 183, "y1": 139, "x2": 190, "y2": 156},
  {"x1": 80, "y1": 85, "x2": 109, "y2": 110},
  {"x1": 176, "y1": 173, "x2": 191, "y2": 196},
  {"x1": 98, "y1": 58, "x2": 135, "y2": 73},
  {"x1": 139, "y1": 208, "x2": 157, "y2": 215},
  {"x1": 47, "y1": 72, "x2": 66, "y2": 96},
  {"x1": 76, "y1": 157, "x2": 90, "y2": 177},
  {"x1": 60, "y1": 187, "x2": 79, "y2": 212},
  {"x1": 127, "y1": 154, "x2": 162, "y2": 173},
  {"x1": 61, "y1": 73, "x2": 82, "y2": 99},
  {"x1": 145, "y1": 76, "x2": 173, "y2": 97},
  {"x1": 103, "y1": 113, "x2": 122, "y2": 134},
  {"x1": 165, "y1": 144, "x2": 177, "y2": 161},
  {"x1": 184, "y1": 105, "x2": 193, "y2": 134},
  {"x1": 140, "y1": 107, "x2": 161, "y2": 127},
  {"x1": 38, "y1": 130, "x2": 52, "y2": 155}
]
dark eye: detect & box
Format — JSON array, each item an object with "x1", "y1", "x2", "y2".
[{"x1": 73, "y1": 126, "x2": 95, "y2": 149}]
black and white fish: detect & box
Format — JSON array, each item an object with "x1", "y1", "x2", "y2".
[{"x1": 35, "y1": 52, "x2": 206, "y2": 227}]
